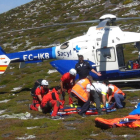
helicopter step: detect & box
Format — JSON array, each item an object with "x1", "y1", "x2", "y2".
[{"x1": 110, "y1": 79, "x2": 140, "y2": 88}]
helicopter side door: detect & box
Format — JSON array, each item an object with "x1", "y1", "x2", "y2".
[
  {"x1": 116, "y1": 45, "x2": 125, "y2": 68},
  {"x1": 96, "y1": 46, "x2": 119, "y2": 72}
]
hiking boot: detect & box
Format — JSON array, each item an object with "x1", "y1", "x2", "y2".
[
  {"x1": 51, "y1": 115, "x2": 62, "y2": 120},
  {"x1": 78, "y1": 113, "x2": 87, "y2": 118}
]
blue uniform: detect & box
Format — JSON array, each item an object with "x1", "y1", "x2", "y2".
[{"x1": 75, "y1": 61, "x2": 92, "y2": 80}]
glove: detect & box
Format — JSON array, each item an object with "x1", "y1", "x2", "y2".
[{"x1": 106, "y1": 102, "x2": 109, "y2": 108}]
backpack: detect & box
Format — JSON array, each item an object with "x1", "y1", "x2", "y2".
[{"x1": 30, "y1": 79, "x2": 43, "y2": 96}]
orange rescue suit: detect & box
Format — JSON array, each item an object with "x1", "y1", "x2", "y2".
[{"x1": 71, "y1": 78, "x2": 90, "y2": 102}]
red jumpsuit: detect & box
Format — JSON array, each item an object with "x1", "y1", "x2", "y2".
[
  {"x1": 61, "y1": 72, "x2": 75, "y2": 105},
  {"x1": 41, "y1": 88, "x2": 64, "y2": 117},
  {"x1": 30, "y1": 86, "x2": 49, "y2": 111}
]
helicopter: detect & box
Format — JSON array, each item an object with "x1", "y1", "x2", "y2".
[{"x1": 1, "y1": 14, "x2": 140, "y2": 81}]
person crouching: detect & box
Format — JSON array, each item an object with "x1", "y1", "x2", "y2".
[
  {"x1": 30, "y1": 80, "x2": 49, "y2": 112},
  {"x1": 71, "y1": 75, "x2": 92, "y2": 117},
  {"x1": 41, "y1": 86, "x2": 63, "y2": 120}
]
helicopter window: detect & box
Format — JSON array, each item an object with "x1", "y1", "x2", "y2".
[
  {"x1": 60, "y1": 42, "x2": 69, "y2": 49},
  {"x1": 96, "y1": 47, "x2": 115, "y2": 62}
]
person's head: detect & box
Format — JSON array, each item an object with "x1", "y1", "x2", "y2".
[
  {"x1": 78, "y1": 55, "x2": 84, "y2": 63},
  {"x1": 103, "y1": 80, "x2": 109, "y2": 86},
  {"x1": 69, "y1": 68, "x2": 77, "y2": 77},
  {"x1": 107, "y1": 87, "x2": 112, "y2": 96},
  {"x1": 55, "y1": 86, "x2": 61, "y2": 94},
  {"x1": 41, "y1": 80, "x2": 49, "y2": 89},
  {"x1": 86, "y1": 75, "x2": 93, "y2": 83}
]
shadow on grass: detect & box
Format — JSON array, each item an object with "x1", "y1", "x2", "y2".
[{"x1": 0, "y1": 88, "x2": 31, "y2": 94}]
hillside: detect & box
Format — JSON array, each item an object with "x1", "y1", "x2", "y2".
[{"x1": 0, "y1": 0, "x2": 140, "y2": 139}]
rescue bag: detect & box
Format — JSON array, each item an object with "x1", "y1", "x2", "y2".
[
  {"x1": 95, "y1": 115, "x2": 140, "y2": 129},
  {"x1": 30, "y1": 79, "x2": 43, "y2": 96}
]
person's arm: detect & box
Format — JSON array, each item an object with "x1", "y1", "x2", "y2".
[
  {"x1": 36, "y1": 88, "x2": 43, "y2": 102},
  {"x1": 91, "y1": 69, "x2": 102, "y2": 76},
  {"x1": 108, "y1": 95, "x2": 112, "y2": 104},
  {"x1": 60, "y1": 80, "x2": 64, "y2": 92},
  {"x1": 37, "y1": 95, "x2": 42, "y2": 102},
  {"x1": 71, "y1": 77, "x2": 76, "y2": 86},
  {"x1": 102, "y1": 94, "x2": 106, "y2": 107}
]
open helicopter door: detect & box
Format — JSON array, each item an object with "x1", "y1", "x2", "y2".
[{"x1": 116, "y1": 45, "x2": 125, "y2": 70}]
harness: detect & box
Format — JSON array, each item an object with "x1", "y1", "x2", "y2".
[{"x1": 33, "y1": 86, "x2": 48, "y2": 105}]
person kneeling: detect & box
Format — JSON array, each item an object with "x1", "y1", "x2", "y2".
[
  {"x1": 41, "y1": 86, "x2": 64, "y2": 120},
  {"x1": 107, "y1": 84, "x2": 126, "y2": 109}
]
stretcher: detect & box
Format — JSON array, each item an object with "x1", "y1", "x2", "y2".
[{"x1": 57, "y1": 103, "x2": 116, "y2": 116}]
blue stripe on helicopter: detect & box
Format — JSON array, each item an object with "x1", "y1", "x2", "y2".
[
  {"x1": 52, "y1": 47, "x2": 56, "y2": 58},
  {"x1": 6, "y1": 47, "x2": 56, "y2": 62},
  {"x1": 50, "y1": 60, "x2": 140, "y2": 80}
]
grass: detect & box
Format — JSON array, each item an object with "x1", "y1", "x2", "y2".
[{"x1": 1, "y1": 70, "x2": 140, "y2": 140}]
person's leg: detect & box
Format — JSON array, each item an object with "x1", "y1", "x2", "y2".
[
  {"x1": 60, "y1": 91, "x2": 65, "y2": 105},
  {"x1": 50, "y1": 100, "x2": 60, "y2": 117},
  {"x1": 30, "y1": 104, "x2": 38, "y2": 111},
  {"x1": 90, "y1": 90, "x2": 102, "y2": 114},
  {"x1": 68, "y1": 88, "x2": 73, "y2": 105},
  {"x1": 79, "y1": 99, "x2": 90, "y2": 115},
  {"x1": 114, "y1": 94, "x2": 124, "y2": 108}
]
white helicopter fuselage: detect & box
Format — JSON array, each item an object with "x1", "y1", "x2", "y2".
[{"x1": 55, "y1": 25, "x2": 140, "y2": 74}]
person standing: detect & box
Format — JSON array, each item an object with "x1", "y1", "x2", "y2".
[
  {"x1": 60, "y1": 68, "x2": 76, "y2": 105},
  {"x1": 75, "y1": 55, "x2": 101, "y2": 80}
]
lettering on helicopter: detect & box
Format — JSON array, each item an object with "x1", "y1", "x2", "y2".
[
  {"x1": 23, "y1": 53, "x2": 49, "y2": 61},
  {"x1": 57, "y1": 50, "x2": 72, "y2": 57}
]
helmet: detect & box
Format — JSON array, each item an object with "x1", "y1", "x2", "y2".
[
  {"x1": 41, "y1": 80, "x2": 49, "y2": 86},
  {"x1": 69, "y1": 69, "x2": 77, "y2": 76}
]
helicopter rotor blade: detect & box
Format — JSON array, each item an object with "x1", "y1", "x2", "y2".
[
  {"x1": 96, "y1": 19, "x2": 110, "y2": 30},
  {"x1": 2, "y1": 15, "x2": 140, "y2": 34},
  {"x1": 2, "y1": 19, "x2": 100, "y2": 34},
  {"x1": 116, "y1": 17, "x2": 140, "y2": 21}
]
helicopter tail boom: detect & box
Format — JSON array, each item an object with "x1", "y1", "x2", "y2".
[{"x1": 0, "y1": 47, "x2": 11, "y2": 74}]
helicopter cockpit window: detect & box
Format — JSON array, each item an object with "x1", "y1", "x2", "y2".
[
  {"x1": 60, "y1": 42, "x2": 69, "y2": 49},
  {"x1": 96, "y1": 47, "x2": 115, "y2": 62}
]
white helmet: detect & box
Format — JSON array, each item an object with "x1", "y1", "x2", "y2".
[
  {"x1": 41, "y1": 80, "x2": 49, "y2": 86},
  {"x1": 69, "y1": 68, "x2": 77, "y2": 76}
]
